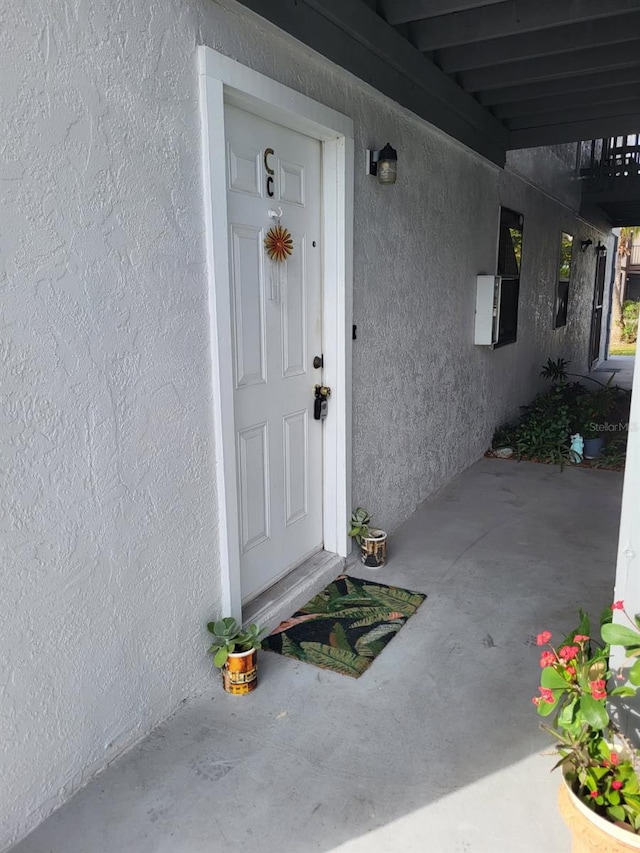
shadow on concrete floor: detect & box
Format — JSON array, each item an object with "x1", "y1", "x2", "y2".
[{"x1": 11, "y1": 459, "x2": 624, "y2": 853}]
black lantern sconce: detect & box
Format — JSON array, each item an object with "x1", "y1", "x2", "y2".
[
  {"x1": 595, "y1": 241, "x2": 607, "y2": 258},
  {"x1": 366, "y1": 143, "x2": 398, "y2": 185},
  {"x1": 580, "y1": 239, "x2": 593, "y2": 253}
]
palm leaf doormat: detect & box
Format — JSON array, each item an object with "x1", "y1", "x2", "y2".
[{"x1": 263, "y1": 574, "x2": 426, "y2": 678}]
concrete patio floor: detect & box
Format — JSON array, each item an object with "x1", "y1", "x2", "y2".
[
  {"x1": 590, "y1": 355, "x2": 635, "y2": 391},
  {"x1": 11, "y1": 458, "x2": 625, "y2": 853}
]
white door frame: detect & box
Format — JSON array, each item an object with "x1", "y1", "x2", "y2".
[{"x1": 198, "y1": 47, "x2": 354, "y2": 619}]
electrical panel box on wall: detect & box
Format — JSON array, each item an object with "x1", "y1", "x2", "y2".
[{"x1": 474, "y1": 275, "x2": 501, "y2": 345}]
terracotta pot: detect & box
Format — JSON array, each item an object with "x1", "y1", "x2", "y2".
[
  {"x1": 360, "y1": 529, "x2": 387, "y2": 568},
  {"x1": 221, "y1": 647, "x2": 258, "y2": 695},
  {"x1": 558, "y1": 778, "x2": 640, "y2": 852}
]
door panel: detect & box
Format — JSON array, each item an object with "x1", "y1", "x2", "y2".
[
  {"x1": 283, "y1": 410, "x2": 308, "y2": 526},
  {"x1": 281, "y1": 232, "x2": 307, "y2": 378},
  {"x1": 237, "y1": 423, "x2": 270, "y2": 552},
  {"x1": 227, "y1": 141, "x2": 262, "y2": 197},
  {"x1": 225, "y1": 105, "x2": 323, "y2": 603},
  {"x1": 230, "y1": 224, "x2": 266, "y2": 388},
  {"x1": 279, "y1": 160, "x2": 305, "y2": 205}
]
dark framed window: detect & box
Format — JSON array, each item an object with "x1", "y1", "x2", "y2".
[
  {"x1": 555, "y1": 232, "x2": 573, "y2": 328},
  {"x1": 495, "y1": 207, "x2": 523, "y2": 347}
]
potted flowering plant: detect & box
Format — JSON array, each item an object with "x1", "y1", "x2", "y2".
[{"x1": 534, "y1": 602, "x2": 640, "y2": 847}]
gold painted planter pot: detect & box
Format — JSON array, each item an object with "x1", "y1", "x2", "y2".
[
  {"x1": 558, "y1": 779, "x2": 640, "y2": 852},
  {"x1": 221, "y1": 648, "x2": 258, "y2": 695},
  {"x1": 360, "y1": 529, "x2": 387, "y2": 568}
]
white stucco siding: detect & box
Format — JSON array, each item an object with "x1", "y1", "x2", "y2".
[
  {"x1": 1, "y1": 1, "x2": 223, "y2": 846},
  {"x1": 1, "y1": 0, "x2": 611, "y2": 847}
]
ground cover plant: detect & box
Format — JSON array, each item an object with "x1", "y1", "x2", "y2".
[
  {"x1": 621, "y1": 301, "x2": 640, "y2": 344},
  {"x1": 609, "y1": 342, "x2": 636, "y2": 356},
  {"x1": 490, "y1": 359, "x2": 631, "y2": 469}
]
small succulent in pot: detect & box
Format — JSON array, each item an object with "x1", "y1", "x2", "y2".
[
  {"x1": 207, "y1": 617, "x2": 267, "y2": 668},
  {"x1": 348, "y1": 507, "x2": 387, "y2": 568},
  {"x1": 348, "y1": 507, "x2": 371, "y2": 546}
]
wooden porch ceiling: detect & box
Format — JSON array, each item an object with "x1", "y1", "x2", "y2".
[{"x1": 236, "y1": 0, "x2": 640, "y2": 167}]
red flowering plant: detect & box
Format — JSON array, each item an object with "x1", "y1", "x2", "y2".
[{"x1": 534, "y1": 605, "x2": 640, "y2": 832}]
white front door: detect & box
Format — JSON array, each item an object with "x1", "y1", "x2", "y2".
[{"x1": 224, "y1": 104, "x2": 324, "y2": 604}]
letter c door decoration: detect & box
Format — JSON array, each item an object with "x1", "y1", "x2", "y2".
[{"x1": 264, "y1": 147, "x2": 275, "y2": 197}]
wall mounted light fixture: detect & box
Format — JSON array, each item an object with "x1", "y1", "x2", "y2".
[
  {"x1": 366, "y1": 143, "x2": 398, "y2": 185},
  {"x1": 580, "y1": 239, "x2": 593, "y2": 253},
  {"x1": 595, "y1": 241, "x2": 607, "y2": 257}
]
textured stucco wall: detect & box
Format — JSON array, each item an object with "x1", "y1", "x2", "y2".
[
  {"x1": 506, "y1": 144, "x2": 581, "y2": 210},
  {"x1": 1, "y1": 0, "x2": 611, "y2": 847},
  {"x1": 1, "y1": 1, "x2": 224, "y2": 847},
  {"x1": 351, "y1": 137, "x2": 609, "y2": 530}
]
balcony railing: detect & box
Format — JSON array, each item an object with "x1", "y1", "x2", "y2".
[
  {"x1": 578, "y1": 134, "x2": 640, "y2": 183},
  {"x1": 576, "y1": 134, "x2": 640, "y2": 227}
]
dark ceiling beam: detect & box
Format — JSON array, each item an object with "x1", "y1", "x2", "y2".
[
  {"x1": 379, "y1": 0, "x2": 507, "y2": 26},
  {"x1": 609, "y1": 213, "x2": 640, "y2": 226},
  {"x1": 479, "y1": 67, "x2": 640, "y2": 106},
  {"x1": 435, "y1": 14, "x2": 640, "y2": 74},
  {"x1": 509, "y1": 114, "x2": 640, "y2": 149},
  {"x1": 235, "y1": 0, "x2": 508, "y2": 164},
  {"x1": 409, "y1": 0, "x2": 640, "y2": 51},
  {"x1": 584, "y1": 181, "x2": 640, "y2": 206},
  {"x1": 506, "y1": 99, "x2": 640, "y2": 131},
  {"x1": 492, "y1": 82, "x2": 640, "y2": 120},
  {"x1": 461, "y1": 41, "x2": 640, "y2": 92},
  {"x1": 582, "y1": 201, "x2": 640, "y2": 227},
  {"x1": 587, "y1": 205, "x2": 640, "y2": 227},
  {"x1": 491, "y1": 83, "x2": 640, "y2": 120}
]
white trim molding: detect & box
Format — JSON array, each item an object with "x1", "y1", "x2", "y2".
[
  {"x1": 198, "y1": 47, "x2": 354, "y2": 620},
  {"x1": 611, "y1": 358, "x2": 640, "y2": 670}
]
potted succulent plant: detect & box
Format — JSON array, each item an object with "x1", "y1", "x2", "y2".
[
  {"x1": 348, "y1": 507, "x2": 387, "y2": 568},
  {"x1": 533, "y1": 602, "x2": 640, "y2": 848},
  {"x1": 207, "y1": 617, "x2": 267, "y2": 695}
]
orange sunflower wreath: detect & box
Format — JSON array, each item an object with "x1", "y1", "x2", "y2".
[{"x1": 264, "y1": 224, "x2": 293, "y2": 262}]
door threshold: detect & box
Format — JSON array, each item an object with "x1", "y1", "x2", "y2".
[{"x1": 242, "y1": 551, "x2": 345, "y2": 629}]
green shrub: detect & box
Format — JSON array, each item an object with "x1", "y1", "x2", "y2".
[
  {"x1": 621, "y1": 301, "x2": 640, "y2": 343},
  {"x1": 491, "y1": 358, "x2": 629, "y2": 468},
  {"x1": 591, "y1": 439, "x2": 627, "y2": 468},
  {"x1": 513, "y1": 385, "x2": 572, "y2": 464}
]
